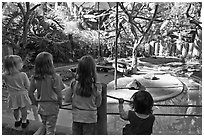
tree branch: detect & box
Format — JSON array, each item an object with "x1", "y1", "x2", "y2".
[
  {"x1": 30, "y1": 4, "x2": 41, "y2": 12},
  {"x1": 46, "y1": 17, "x2": 64, "y2": 30},
  {"x1": 186, "y1": 3, "x2": 191, "y2": 18},
  {"x1": 26, "y1": 2, "x2": 30, "y2": 12},
  {"x1": 185, "y1": 3, "x2": 202, "y2": 29},
  {"x1": 17, "y1": 3, "x2": 25, "y2": 16},
  {"x1": 119, "y1": 2, "x2": 131, "y2": 20},
  {"x1": 133, "y1": 16, "x2": 163, "y2": 23},
  {"x1": 130, "y1": 2, "x2": 136, "y2": 16},
  {"x1": 144, "y1": 4, "x2": 159, "y2": 34},
  {"x1": 3, "y1": 35, "x2": 19, "y2": 49},
  {"x1": 133, "y1": 3, "x2": 159, "y2": 50}
]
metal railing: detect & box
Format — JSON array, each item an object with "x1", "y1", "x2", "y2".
[{"x1": 2, "y1": 83, "x2": 202, "y2": 135}]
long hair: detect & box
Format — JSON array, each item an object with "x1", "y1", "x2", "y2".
[
  {"x1": 34, "y1": 52, "x2": 55, "y2": 80},
  {"x1": 3, "y1": 55, "x2": 22, "y2": 75},
  {"x1": 75, "y1": 55, "x2": 97, "y2": 97},
  {"x1": 129, "y1": 90, "x2": 154, "y2": 115}
]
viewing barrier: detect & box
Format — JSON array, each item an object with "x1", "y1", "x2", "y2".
[
  {"x1": 106, "y1": 95, "x2": 202, "y2": 108},
  {"x1": 2, "y1": 83, "x2": 201, "y2": 135},
  {"x1": 59, "y1": 83, "x2": 201, "y2": 134}
]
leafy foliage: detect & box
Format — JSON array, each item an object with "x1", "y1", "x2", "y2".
[{"x1": 2, "y1": 2, "x2": 202, "y2": 67}]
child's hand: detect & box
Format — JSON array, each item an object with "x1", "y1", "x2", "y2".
[{"x1": 119, "y1": 98, "x2": 124, "y2": 104}]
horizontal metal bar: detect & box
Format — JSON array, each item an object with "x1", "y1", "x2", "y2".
[
  {"x1": 153, "y1": 113, "x2": 202, "y2": 117},
  {"x1": 107, "y1": 95, "x2": 131, "y2": 103},
  {"x1": 153, "y1": 104, "x2": 202, "y2": 107},
  {"x1": 60, "y1": 107, "x2": 72, "y2": 110},
  {"x1": 107, "y1": 95, "x2": 202, "y2": 107},
  {"x1": 59, "y1": 107, "x2": 202, "y2": 117},
  {"x1": 2, "y1": 98, "x2": 201, "y2": 108},
  {"x1": 61, "y1": 103, "x2": 71, "y2": 107},
  {"x1": 117, "y1": 86, "x2": 183, "y2": 89},
  {"x1": 106, "y1": 112, "x2": 202, "y2": 117}
]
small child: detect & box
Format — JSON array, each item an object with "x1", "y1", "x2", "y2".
[
  {"x1": 64, "y1": 55, "x2": 102, "y2": 135},
  {"x1": 2, "y1": 55, "x2": 31, "y2": 128},
  {"x1": 28, "y1": 52, "x2": 65, "y2": 135},
  {"x1": 118, "y1": 90, "x2": 155, "y2": 135}
]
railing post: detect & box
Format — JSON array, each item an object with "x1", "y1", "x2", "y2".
[{"x1": 97, "y1": 83, "x2": 107, "y2": 135}]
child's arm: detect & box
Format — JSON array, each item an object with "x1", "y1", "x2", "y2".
[
  {"x1": 95, "y1": 83, "x2": 102, "y2": 107},
  {"x1": 28, "y1": 77, "x2": 37, "y2": 106},
  {"x1": 56, "y1": 90, "x2": 63, "y2": 107},
  {"x1": 23, "y1": 72, "x2": 30, "y2": 90},
  {"x1": 63, "y1": 87, "x2": 73, "y2": 103},
  {"x1": 53, "y1": 75, "x2": 65, "y2": 107},
  {"x1": 118, "y1": 98, "x2": 129, "y2": 120}
]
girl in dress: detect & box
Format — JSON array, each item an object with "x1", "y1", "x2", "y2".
[{"x1": 2, "y1": 55, "x2": 31, "y2": 128}]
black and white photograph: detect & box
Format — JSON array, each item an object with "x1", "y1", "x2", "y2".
[{"x1": 2, "y1": 1, "x2": 202, "y2": 135}]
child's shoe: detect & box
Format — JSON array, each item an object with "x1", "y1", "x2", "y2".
[
  {"x1": 14, "y1": 119, "x2": 22, "y2": 128},
  {"x1": 21, "y1": 120, "x2": 29, "y2": 129}
]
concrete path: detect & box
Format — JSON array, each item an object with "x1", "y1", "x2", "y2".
[{"x1": 2, "y1": 98, "x2": 72, "y2": 135}]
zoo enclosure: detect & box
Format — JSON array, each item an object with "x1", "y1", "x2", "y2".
[{"x1": 60, "y1": 83, "x2": 202, "y2": 135}]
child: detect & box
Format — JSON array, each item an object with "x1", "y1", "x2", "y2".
[
  {"x1": 2, "y1": 55, "x2": 31, "y2": 129},
  {"x1": 118, "y1": 90, "x2": 155, "y2": 135},
  {"x1": 28, "y1": 52, "x2": 65, "y2": 135},
  {"x1": 64, "y1": 55, "x2": 102, "y2": 135}
]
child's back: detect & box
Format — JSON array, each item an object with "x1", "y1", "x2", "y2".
[
  {"x1": 70, "y1": 80, "x2": 102, "y2": 123},
  {"x1": 64, "y1": 55, "x2": 102, "y2": 135},
  {"x1": 4, "y1": 72, "x2": 29, "y2": 94},
  {"x1": 123, "y1": 110, "x2": 155, "y2": 135},
  {"x1": 119, "y1": 90, "x2": 155, "y2": 135},
  {"x1": 30, "y1": 74, "x2": 64, "y2": 115}
]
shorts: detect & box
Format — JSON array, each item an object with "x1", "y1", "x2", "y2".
[{"x1": 72, "y1": 122, "x2": 97, "y2": 135}]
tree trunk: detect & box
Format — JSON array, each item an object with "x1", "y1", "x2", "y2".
[
  {"x1": 131, "y1": 49, "x2": 138, "y2": 74},
  {"x1": 131, "y1": 37, "x2": 143, "y2": 74},
  {"x1": 17, "y1": 2, "x2": 41, "y2": 59},
  {"x1": 131, "y1": 4, "x2": 159, "y2": 74},
  {"x1": 22, "y1": 16, "x2": 29, "y2": 48}
]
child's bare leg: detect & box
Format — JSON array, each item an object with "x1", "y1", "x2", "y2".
[
  {"x1": 13, "y1": 108, "x2": 20, "y2": 121},
  {"x1": 31, "y1": 105, "x2": 40, "y2": 121},
  {"x1": 14, "y1": 108, "x2": 22, "y2": 127},
  {"x1": 20, "y1": 106, "x2": 28, "y2": 123}
]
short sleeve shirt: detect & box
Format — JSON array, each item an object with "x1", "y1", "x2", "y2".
[
  {"x1": 66, "y1": 81, "x2": 102, "y2": 123},
  {"x1": 2, "y1": 72, "x2": 30, "y2": 95},
  {"x1": 29, "y1": 74, "x2": 65, "y2": 115}
]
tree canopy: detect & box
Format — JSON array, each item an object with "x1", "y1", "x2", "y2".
[{"x1": 2, "y1": 2, "x2": 202, "y2": 66}]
